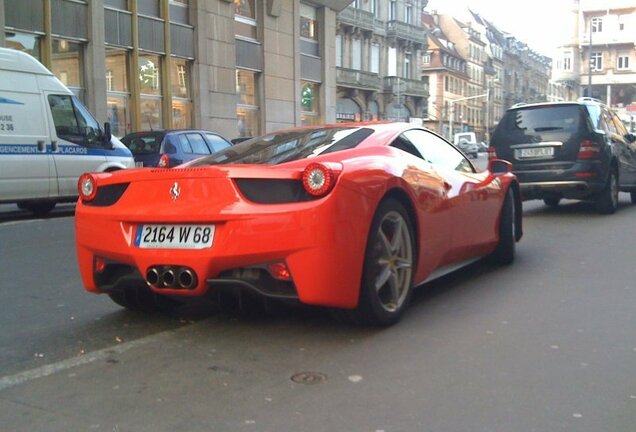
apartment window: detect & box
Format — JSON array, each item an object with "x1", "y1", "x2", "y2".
[
  {"x1": 300, "y1": 4, "x2": 319, "y2": 41},
  {"x1": 105, "y1": 48, "x2": 130, "y2": 137},
  {"x1": 352, "y1": 39, "x2": 362, "y2": 70},
  {"x1": 371, "y1": 43, "x2": 380, "y2": 74},
  {"x1": 422, "y1": 51, "x2": 431, "y2": 64},
  {"x1": 404, "y1": 53, "x2": 411, "y2": 79},
  {"x1": 51, "y1": 39, "x2": 84, "y2": 100},
  {"x1": 591, "y1": 51, "x2": 603, "y2": 71},
  {"x1": 618, "y1": 15, "x2": 626, "y2": 31},
  {"x1": 617, "y1": 55, "x2": 630, "y2": 70},
  {"x1": 336, "y1": 35, "x2": 342, "y2": 68},
  {"x1": 171, "y1": 58, "x2": 192, "y2": 129},
  {"x1": 352, "y1": 0, "x2": 359, "y2": 8},
  {"x1": 389, "y1": 0, "x2": 396, "y2": 21},
  {"x1": 236, "y1": 69, "x2": 259, "y2": 137},
  {"x1": 562, "y1": 51, "x2": 572, "y2": 71},
  {"x1": 139, "y1": 54, "x2": 162, "y2": 130},
  {"x1": 234, "y1": 0, "x2": 257, "y2": 40},
  {"x1": 301, "y1": 80, "x2": 320, "y2": 126},
  {"x1": 405, "y1": 4, "x2": 412, "y2": 24},
  {"x1": 591, "y1": 17, "x2": 603, "y2": 33},
  {"x1": 387, "y1": 47, "x2": 397, "y2": 76},
  {"x1": 370, "y1": 0, "x2": 377, "y2": 15}
]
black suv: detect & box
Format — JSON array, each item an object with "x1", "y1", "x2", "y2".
[{"x1": 490, "y1": 98, "x2": 636, "y2": 214}]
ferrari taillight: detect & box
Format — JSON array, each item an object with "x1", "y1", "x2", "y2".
[
  {"x1": 302, "y1": 163, "x2": 335, "y2": 197},
  {"x1": 577, "y1": 139, "x2": 601, "y2": 160},
  {"x1": 158, "y1": 154, "x2": 170, "y2": 168},
  {"x1": 78, "y1": 173, "x2": 97, "y2": 202}
]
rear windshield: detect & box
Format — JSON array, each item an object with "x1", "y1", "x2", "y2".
[
  {"x1": 191, "y1": 127, "x2": 374, "y2": 166},
  {"x1": 122, "y1": 133, "x2": 164, "y2": 154},
  {"x1": 498, "y1": 106, "x2": 582, "y2": 135}
]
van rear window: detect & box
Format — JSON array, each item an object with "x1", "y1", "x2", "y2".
[{"x1": 500, "y1": 106, "x2": 581, "y2": 134}]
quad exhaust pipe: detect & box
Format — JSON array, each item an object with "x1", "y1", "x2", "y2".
[{"x1": 146, "y1": 266, "x2": 198, "y2": 289}]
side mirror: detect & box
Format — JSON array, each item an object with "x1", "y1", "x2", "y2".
[
  {"x1": 102, "y1": 122, "x2": 113, "y2": 148},
  {"x1": 488, "y1": 158, "x2": 513, "y2": 174}
]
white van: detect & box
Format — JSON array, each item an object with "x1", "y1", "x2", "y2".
[{"x1": 0, "y1": 47, "x2": 134, "y2": 215}]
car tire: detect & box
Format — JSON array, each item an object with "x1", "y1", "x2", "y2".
[
  {"x1": 347, "y1": 198, "x2": 416, "y2": 326},
  {"x1": 491, "y1": 189, "x2": 515, "y2": 265},
  {"x1": 595, "y1": 168, "x2": 618, "y2": 215},
  {"x1": 543, "y1": 196, "x2": 561, "y2": 207},
  {"x1": 108, "y1": 282, "x2": 179, "y2": 313}
]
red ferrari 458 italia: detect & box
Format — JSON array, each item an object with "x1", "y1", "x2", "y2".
[{"x1": 75, "y1": 122, "x2": 522, "y2": 325}]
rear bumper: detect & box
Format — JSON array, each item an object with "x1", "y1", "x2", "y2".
[
  {"x1": 514, "y1": 160, "x2": 607, "y2": 200},
  {"x1": 75, "y1": 187, "x2": 373, "y2": 309}
]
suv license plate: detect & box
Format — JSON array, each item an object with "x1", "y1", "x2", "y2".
[
  {"x1": 135, "y1": 224, "x2": 215, "y2": 249},
  {"x1": 515, "y1": 147, "x2": 554, "y2": 159}
]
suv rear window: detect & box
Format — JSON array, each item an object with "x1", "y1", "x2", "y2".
[{"x1": 499, "y1": 106, "x2": 582, "y2": 135}]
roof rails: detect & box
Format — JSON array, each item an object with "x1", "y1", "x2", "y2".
[
  {"x1": 510, "y1": 102, "x2": 527, "y2": 108},
  {"x1": 577, "y1": 97, "x2": 603, "y2": 104}
]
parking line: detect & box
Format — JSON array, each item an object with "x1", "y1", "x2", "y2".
[{"x1": 0, "y1": 331, "x2": 174, "y2": 392}]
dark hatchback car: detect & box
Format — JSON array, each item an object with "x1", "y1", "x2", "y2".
[
  {"x1": 490, "y1": 98, "x2": 636, "y2": 214},
  {"x1": 121, "y1": 130, "x2": 232, "y2": 168}
]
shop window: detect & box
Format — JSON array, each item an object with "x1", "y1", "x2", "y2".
[
  {"x1": 300, "y1": 4, "x2": 319, "y2": 42},
  {"x1": 5, "y1": 31, "x2": 41, "y2": 61},
  {"x1": 300, "y1": 80, "x2": 320, "y2": 126},
  {"x1": 139, "y1": 54, "x2": 162, "y2": 130},
  {"x1": 236, "y1": 70, "x2": 259, "y2": 137},
  {"x1": 172, "y1": 57, "x2": 192, "y2": 129},
  {"x1": 106, "y1": 48, "x2": 130, "y2": 137},
  {"x1": 234, "y1": 0, "x2": 257, "y2": 40},
  {"x1": 52, "y1": 39, "x2": 84, "y2": 100}
]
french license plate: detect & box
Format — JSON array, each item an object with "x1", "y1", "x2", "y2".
[
  {"x1": 515, "y1": 147, "x2": 554, "y2": 159},
  {"x1": 135, "y1": 224, "x2": 215, "y2": 249}
]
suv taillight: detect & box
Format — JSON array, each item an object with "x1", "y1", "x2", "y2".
[
  {"x1": 488, "y1": 146, "x2": 497, "y2": 160},
  {"x1": 577, "y1": 139, "x2": 601, "y2": 160},
  {"x1": 158, "y1": 154, "x2": 170, "y2": 168}
]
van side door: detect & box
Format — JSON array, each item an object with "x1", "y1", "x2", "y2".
[
  {"x1": 45, "y1": 93, "x2": 107, "y2": 197},
  {"x1": 0, "y1": 83, "x2": 53, "y2": 202}
]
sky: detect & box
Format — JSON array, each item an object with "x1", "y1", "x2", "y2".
[{"x1": 426, "y1": 0, "x2": 574, "y2": 57}]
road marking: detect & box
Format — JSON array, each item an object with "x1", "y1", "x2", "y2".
[{"x1": 0, "y1": 331, "x2": 174, "y2": 392}]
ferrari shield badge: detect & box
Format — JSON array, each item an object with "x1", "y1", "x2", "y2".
[{"x1": 170, "y1": 182, "x2": 181, "y2": 200}]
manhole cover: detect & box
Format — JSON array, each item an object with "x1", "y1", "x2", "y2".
[{"x1": 291, "y1": 371, "x2": 327, "y2": 384}]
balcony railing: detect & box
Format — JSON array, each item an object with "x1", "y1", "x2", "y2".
[
  {"x1": 336, "y1": 67, "x2": 382, "y2": 90},
  {"x1": 581, "y1": 30, "x2": 636, "y2": 46},
  {"x1": 386, "y1": 20, "x2": 427, "y2": 46},
  {"x1": 337, "y1": 7, "x2": 376, "y2": 33},
  {"x1": 383, "y1": 76, "x2": 429, "y2": 97}
]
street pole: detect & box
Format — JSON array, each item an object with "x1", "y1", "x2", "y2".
[
  {"x1": 588, "y1": 22, "x2": 592, "y2": 98},
  {"x1": 485, "y1": 86, "x2": 490, "y2": 143},
  {"x1": 449, "y1": 103, "x2": 454, "y2": 140}
]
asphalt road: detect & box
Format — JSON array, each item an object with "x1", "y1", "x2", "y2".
[{"x1": 2, "y1": 175, "x2": 636, "y2": 431}]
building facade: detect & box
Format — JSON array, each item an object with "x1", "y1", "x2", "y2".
[
  {"x1": 334, "y1": 0, "x2": 429, "y2": 124},
  {"x1": 1, "y1": 0, "x2": 351, "y2": 140},
  {"x1": 553, "y1": 0, "x2": 636, "y2": 126}
]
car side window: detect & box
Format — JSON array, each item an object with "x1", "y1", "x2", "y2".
[
  {"x1": 403, "y1": 129, "x2": 474, "y2": 173},
  {"x1": 205, "y1": 134, "x2": 232, "y2": 152},
  {"x1": 390, "y1": 136, "x2": 427, "y2": 160},
  {"x1": 178, "y1": 134, "x2": 193, "y2": 153},
  {"x1": 48, "y1": 94, "x2": 101, "y2": 147},
  {"x1": 186, "y1": 133, "x2": 211, "y2": 154}
]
